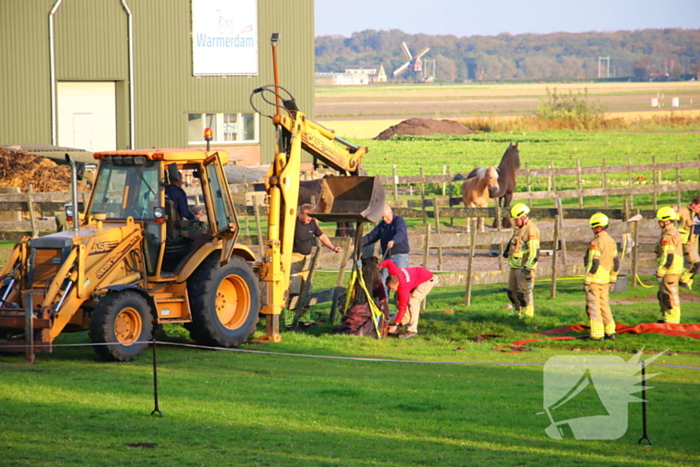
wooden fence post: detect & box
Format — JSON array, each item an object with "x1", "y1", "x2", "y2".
[
  {"x1": 447, "y1": 166, "x2": 454, "y2": 227},
  {"x1": 576, "y1": 159, "x2": 583, "y2": 209},
  {"x1": 555, "y1": 197, "x2": 567, "y2": 266},
  {"x1": 253, "y1": 202, "x2": 264, "y2": 256},
  {"x1": 423, "y1": 223, "x2": 431, "y2": 268},
  {"x1": 442, "y1": 165, "x2": 447, "y2": 196},
  {"x1": 602, "y1": 158, "x2": 609, "y2": 209},
  {"x1": 27, "y1": 184, "x2": 38, "y2": 238},
  {"x1": 392, "y1": 165, "x2": 399, "y2": 205},
  {"x1": 496, "y1": 202, "x2": 505, "y2": 271},
  {"x1": 465, "y1": 219, "x2": 477, "y2": 306},
  {"x1": 550, "y1": 214, "x2": 560, "y2": 299},
  {"x1": 434, "y1": 198, "x2": 443, "y2": 271}
]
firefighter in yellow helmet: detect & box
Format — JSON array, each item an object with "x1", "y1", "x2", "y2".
[
  {"x1": 503, "y1": 203, "x2": 540, "y2": 318},
  {"x1": 583, "y1": 213, "x2": 620, "y2": 341},
  {"x1": 655, "y1": 206, "x2": 683, "y2": 324},
  {"x1": 677, "y1": 195, "x2": 700, "y2": 289}
]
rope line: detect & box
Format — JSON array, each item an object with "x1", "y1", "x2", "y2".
[{"x1": 1, "y1": 339, "x2": 698, "y2": 370}]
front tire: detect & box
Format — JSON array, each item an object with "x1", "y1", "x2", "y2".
[
  {"x1": 89, "y1": 291, "x2": 154, "y2": 362},
  {"x1": 187, "y1": 255, "x2": 260, "y2": 347}
]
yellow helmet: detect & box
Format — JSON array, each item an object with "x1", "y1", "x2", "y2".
[
  {"x1": 589, "y1": 212, "x2": 609, "y2": 228},
  {"x1": 510, "y1": 203, "x2": 530, "y2": 219},
  {"x1": 656, "y1": 206, "x2": 678, "y2": 222}
]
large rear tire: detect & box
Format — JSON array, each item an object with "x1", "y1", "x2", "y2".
[
  {"x1": 187, "y1": 255, "x2": 259, "y2": 347},
  {"x1": 89, "y1": 291, "x2": 154, "y2": 362}
]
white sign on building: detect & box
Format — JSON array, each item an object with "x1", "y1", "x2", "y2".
[{"x1": 191, "y1": 0, "x2": 258, "y2": 76}]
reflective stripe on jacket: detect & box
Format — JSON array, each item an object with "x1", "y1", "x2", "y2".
[{"x1": 507, "y1": 221, "x2": 540, "y2": 270}]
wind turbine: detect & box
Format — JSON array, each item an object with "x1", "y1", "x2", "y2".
[{"x1": 393, "y1": 42, "x2": 430, "y2": 82}]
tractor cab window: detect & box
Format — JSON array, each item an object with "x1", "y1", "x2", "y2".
[{"x1": 89, "y1": 159, "x2": 160, "y2": 221}]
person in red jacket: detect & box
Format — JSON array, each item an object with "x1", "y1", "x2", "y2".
[{"x1": 381, "y1": 259, "x2": 437, "y2": 339}]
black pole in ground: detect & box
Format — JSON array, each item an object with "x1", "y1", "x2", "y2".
[
  {"x1": 638, "y1": 360, "x2": 651, "y2": 445},
  {"x1": 151, "y1": 339, "x2": 163, "y2": 417}
]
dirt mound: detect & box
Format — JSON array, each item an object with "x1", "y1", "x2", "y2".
[
  {"x1": 0, "y1": 148, "x2": 86, "y2": 192},
  {"x1": 374, "y1": 118, "x2": 474, "y2": 140}
]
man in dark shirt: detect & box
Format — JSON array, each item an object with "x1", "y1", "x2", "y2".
[
  {"x1": 362, "y1": 204, "x2": 410, "y2": 292},
  {"x1": 288, "y1": 203, "x2": 341, "y2": 326},
  {"x1": 165, "y1": 171, "x2": 205, "y2": 222},
  {"x1": 362, "y1": 204, "x2": 409, "y2": 265}
]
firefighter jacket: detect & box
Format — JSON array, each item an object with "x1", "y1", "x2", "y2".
[
  {"x1": 656, "y1": 224, "x2": 683, "y2": 276},
  {"x1": 677, "y1": 207, "x2": 698, "y2": 246},
  {"x1": 583, "y1": 230, "x2": 619, "y2": 285},
  {"x1": 507, "y1": 221, "x2": 540, "y2": 270}
]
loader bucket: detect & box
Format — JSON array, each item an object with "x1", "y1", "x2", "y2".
[{"x1": 311, "y1": 176, "x2": 385, "y2": 224}]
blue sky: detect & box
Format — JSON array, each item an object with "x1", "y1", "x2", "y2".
[{"x1": 316, "y1": 0, "x2": 700, "y2": 37}]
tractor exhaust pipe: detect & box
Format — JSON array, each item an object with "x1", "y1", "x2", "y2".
[{"x1": 65, "y1": 154, "x2": 80, "y2": 232}]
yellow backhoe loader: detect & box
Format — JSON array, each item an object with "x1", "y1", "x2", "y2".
[
  {"x1": 0, "y1": 149, "x2": 259, "y2": 361},
  {"x1": 0, "y1": 33, "x2": 383, "y2": 361}
]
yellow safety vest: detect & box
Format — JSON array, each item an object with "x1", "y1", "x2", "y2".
[
  {"x1": 507, "y1": 221, "x2": 540, "y2": 270},
  {"x1": 656, "y1": 224, "x2": 683, "y2": 275},
  {"x1": 584, "y1": 230, "x2": 619, "y2": 284}
]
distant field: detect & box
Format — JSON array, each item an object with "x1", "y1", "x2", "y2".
[
  {"x1": 315, "y1": 81, "x2": 700, "y2": 120},
  {"x1": 320, "y1": 109, "x2": 700, "y2": 140}
]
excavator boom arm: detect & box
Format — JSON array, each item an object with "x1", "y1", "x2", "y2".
[{"x1": 272, "y1": 113, "x2": 366, "y2": 175}]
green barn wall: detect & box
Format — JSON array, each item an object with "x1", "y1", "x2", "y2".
[
  {"x1": 0, "y1": 1, "x2": 54, "y2": 146},
  {"x1": 0, "y1": 0, "x2": 315, "y2": 165}
]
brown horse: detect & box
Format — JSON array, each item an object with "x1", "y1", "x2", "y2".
[
  {"x1": 462, "y1": 166, "x2": 499, "y2": 232},
  {"x1": 458, "y1": 143, "x2": 520, "y2": 228}
]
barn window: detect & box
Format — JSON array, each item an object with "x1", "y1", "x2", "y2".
[{"x1": 187, "y1": 112, "x2": 259, "y2": 144}]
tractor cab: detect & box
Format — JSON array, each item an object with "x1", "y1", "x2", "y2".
[{"x1": 88, "y1": 149, "x2": 238, "y2": 279}]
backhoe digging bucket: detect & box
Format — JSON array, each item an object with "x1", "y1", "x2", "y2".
[{"x1": 311, "y1": 176, "x2": 385, "y2": 224}]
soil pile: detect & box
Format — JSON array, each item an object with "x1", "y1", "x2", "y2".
[
  {"x1": 374, "y1": 118, "x2": 474, "y2": 140},
  {"x1": 0, "y1": 148, "x2": 87, "y2": 192}
]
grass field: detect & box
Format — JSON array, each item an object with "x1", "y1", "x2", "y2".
[{"x1": 316, "y1": 81, "x2": 700, "y2": 118}]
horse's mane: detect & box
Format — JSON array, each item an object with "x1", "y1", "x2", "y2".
[{"x1": 475, "y1": 166, "x2": 498, "y2": 180}]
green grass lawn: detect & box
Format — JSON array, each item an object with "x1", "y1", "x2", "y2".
[
  {"x1": 358, "y1": 130, "x2": 700, "y2": 182},
  {"x1": 1, "y1": 273, "x2": 699, "y2": 467}
]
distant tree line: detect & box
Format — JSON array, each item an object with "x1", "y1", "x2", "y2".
[{"x1": 315, "y1": 28, "x2": 700, "y2": 82}]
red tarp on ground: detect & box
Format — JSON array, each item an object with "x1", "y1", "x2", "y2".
[{"x1": 492, "y1": 322, "x2": 700, "y2": 352}]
